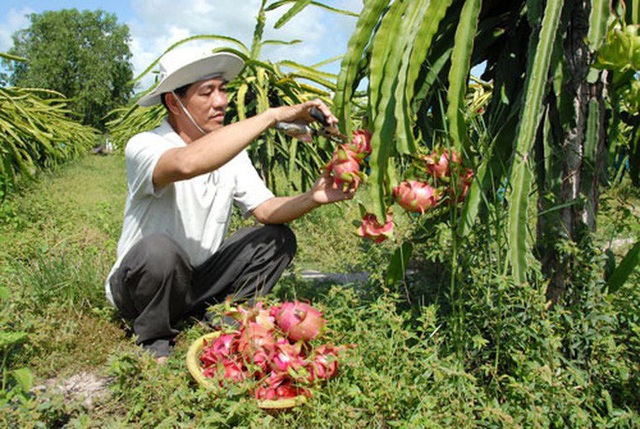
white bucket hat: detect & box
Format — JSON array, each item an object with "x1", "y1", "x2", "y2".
[{"x1": 138, "y1": 47, "x2": 245, "y2": 107}]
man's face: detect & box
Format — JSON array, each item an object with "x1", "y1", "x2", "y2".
[{"x1": 181, "y1": 77, "x2": 228, "y2": 133}]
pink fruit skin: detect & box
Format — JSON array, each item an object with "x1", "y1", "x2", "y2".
[
  {"x1": 357, "y1": 213, "x2": 393, "y2": 243},
  {"x1": 393, "y1": 180, "x2": 440, "y2": 214},
  {"x1": 307, "y1": 344, "x2": 340, "y2": 382},
  {"x1": 349, "y1": 129, "x2": 372, "y2": 156},
  {"x1": 424, "y1": 149, "x2": 461, "y2": 179},
  {"x1": 450, "y1": 167, "x2": 474, "y2": 202},
  {"x1": 276, "y1": 301, "x2": 326, "y2": 342},
  {"x1": 326, "y1": 145, "x2": 362, "y2": 190}
]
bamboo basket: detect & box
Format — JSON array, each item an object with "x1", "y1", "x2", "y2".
[{"x1": 186, "y1": 332, "x2": 307, "y2": 410}]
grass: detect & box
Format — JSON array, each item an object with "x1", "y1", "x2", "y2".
[{"x1": 1, "y1": 153, "x2": 638, "y2": 427}]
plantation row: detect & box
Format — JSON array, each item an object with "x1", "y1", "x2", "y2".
[{"x1": 1, "y1": 0, "x2": 639, "y2": 426}]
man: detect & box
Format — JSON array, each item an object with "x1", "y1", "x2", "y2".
[{"x1": 105, "y1": 47, "x2": 355, "y2": 362}]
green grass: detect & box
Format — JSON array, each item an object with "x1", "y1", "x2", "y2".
[{"x1": 1, "y1": 154, "x2": 638, "y2": 427}]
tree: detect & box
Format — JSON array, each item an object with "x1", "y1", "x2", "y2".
[{"x1": 4, "y1": 9, "x2": 134, "y2": 130}]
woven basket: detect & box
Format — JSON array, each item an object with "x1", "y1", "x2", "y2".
[{"x1": 186, "y1": 332, "x2": 307, "y2": 410}]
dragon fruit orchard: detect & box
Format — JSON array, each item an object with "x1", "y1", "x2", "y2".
[{"x1": 198, "y1": 301, "x2": 351, "y2": 402}]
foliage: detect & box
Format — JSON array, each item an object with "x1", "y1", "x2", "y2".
[
  {"x1": 4, "y1": 9, "x2": 134, "y2": 130},
  {"x1": 1, "y1": 1, "x2": 638, "y2": 426},
  {"x1": 0, "y1": 150, "x2": 637, "y2": 426},
  {"x1": 0, "y1": 86, "x2": 98, "y2": 201},
  {"x1": 107, "y1": 0, "x2": 357, "y2": 194},
  {"x1": 594, "y1": 4, "x2": 640, "y2": 187},
  {"x1": 330, "y1": 0, "x2": 639, "y2": 304}
]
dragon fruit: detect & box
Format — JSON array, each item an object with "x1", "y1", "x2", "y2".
[
  {"x1": 348, "y1": 129, "x2": 372, "y2": 156},
  {"x1": 356, "y1": 212, "x2": 393, "y2": 243},
  {"x1": 326, "y1": 144, "x2": 364, "y2": 190},
  {"x1": 236, "y1": 321, "x2": 276, "y2": 356},
  {"x1": 276, "y1": 301, "x2": 326, "y2": 342},
  {"x1": 423, "y1": 149, "x2": 461, "y2": 179},
  {"x1": 449, "y1": 167, "x2": 474, "y2": 203},
  {"x1": 199, "y1": 301, "x2": 349, "y2": 403},
  {"x1": 393, "y1": 180, "x2": 440, "y2": 214},
  {"x1": 306, "y1": 344, "x2": 343, "y2": 382},
  {"x1": 271, "y1": 338, "x2": 306, "y2": 373}
]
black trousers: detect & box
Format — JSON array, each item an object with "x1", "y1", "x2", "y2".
[{"x1": 109, "y1": 224, "x2": 297, "y2": 344}]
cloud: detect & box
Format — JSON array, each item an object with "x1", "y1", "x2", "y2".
[
  {"x1": 127, "y1": 0, "x2": 360, "y2": 91},
  {"x1": 0, "y1": 7, "x2": 33, "y2": 52},
  {"x1": 0, "y1": 1, "x2": 361, "y2": 91}
]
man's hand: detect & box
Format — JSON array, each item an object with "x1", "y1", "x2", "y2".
[
  {"x1": 251, "y1": 172, "x2": 357, "y2": 224},
  {"x1": 310, "y1": 172, "x2": 358, "y2": 205},
  {"x1": 270, "y1": 99, "x2": 338, "y2": 128}
]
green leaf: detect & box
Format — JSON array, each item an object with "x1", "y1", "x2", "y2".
[
  {"x1": 386, "y1": 241, "x2": 414, "y2": 285},
  {"x1": 446, "y1": 0, "x2": 481, "y2": 155},
  {"x1": 0, "y1": 331, "x2": 28, "y2": 349},
  {"x1": 606, "y1": 240, "x2": 640, "y2": 293},
  {"x1": 507, "y1": 0, "x2": 563, "y2": 283},
  {"x1": 12, "y1": 368, "x2": 34, "y2": 393}
]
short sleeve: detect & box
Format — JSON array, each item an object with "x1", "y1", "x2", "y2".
[
  {"x1": 125, "y1": 132, "x2": 175, "y2": 199},
  {"x1": 231, "y1": 151, "x2": 274, "y2": 216}
]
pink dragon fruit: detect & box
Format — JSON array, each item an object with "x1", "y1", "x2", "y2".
[
  {"x1": 276, "y1": 301, "x2": 326, "y2": 342},
  {"x1": 348, "y1": 129, "x2": 372, "y2": 156},
  {"x1": 236, "y1": 322, "x2": 276, "y2": 357},
  {"x1": 393, "y1": 180, "x2": 440, "y2": 214},
  {"x1": 306, "y1": 344, "x2": 342, "y2": 382},
  {"x1": 271, "y1": 338, "x2": 306, "y2": 374},
  {"x1": 199, "y1": 300, "x2": 350, "y2": 402},
  {"x1": 204, "y1": 332, "x2": 238, "y2": 363},
  {"x1": 423, "y1": 149, "x2": 461, "y2": 179},
  {"x1": 449, "y1": 167, "x2": 474, "y2": 203},
  {"x1": 326, "y1": 144, "x2": 364, "y2": 190},
  {"x1": 356, "y1": 212, "x2": 393, "y2": 243},
  {"x1": 220, "y1": 358, "x2": 247, "y2": 382}
]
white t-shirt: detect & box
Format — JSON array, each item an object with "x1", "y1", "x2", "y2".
[{"x1": 104, "y1": 119, "x2": 274, "y2": 305}]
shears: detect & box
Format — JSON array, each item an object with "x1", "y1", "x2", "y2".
[{"x1": 274, "y1": 107, "x2": 348, "y2": 143}]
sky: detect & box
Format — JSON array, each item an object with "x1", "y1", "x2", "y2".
[{"x1": 0, "y1": 0, "x2": 362, "y2": 93}]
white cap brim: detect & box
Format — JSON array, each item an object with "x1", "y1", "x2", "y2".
[{"x1": 138, "y1": 52, "x2": 244, "y2": 107}]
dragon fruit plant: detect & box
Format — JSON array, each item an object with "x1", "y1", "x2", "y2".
[{"x1": 199, "y1": 301, "x2": 351, "y2": 402}]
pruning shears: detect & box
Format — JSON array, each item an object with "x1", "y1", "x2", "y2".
[{"x1": 275, "y1": 107, "x2": 348, "y2": 143}]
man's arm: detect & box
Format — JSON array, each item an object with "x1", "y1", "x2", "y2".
[
  {"x1": 153, "y1": 101, "x2": 336, "y2": 188},
  {"x1": 251, "y1": 173, "x2": 357, "y2": 224}
]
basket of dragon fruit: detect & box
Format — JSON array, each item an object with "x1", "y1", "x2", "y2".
[{"x1": 186, "y1": 300, "x2": 351, "y2": 410}]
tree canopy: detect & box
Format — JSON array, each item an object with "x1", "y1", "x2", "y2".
[{"x1": 4, "y1": 9, "x2": 134, "y2": 130}]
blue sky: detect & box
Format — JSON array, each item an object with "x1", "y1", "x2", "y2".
[{"x1": 1, "y1": 0, "x2": 361, "y2": 92}]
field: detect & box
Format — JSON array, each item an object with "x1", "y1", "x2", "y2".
[{"x1": 1, "y1": 153, "x2": 638, "y2": 427}]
